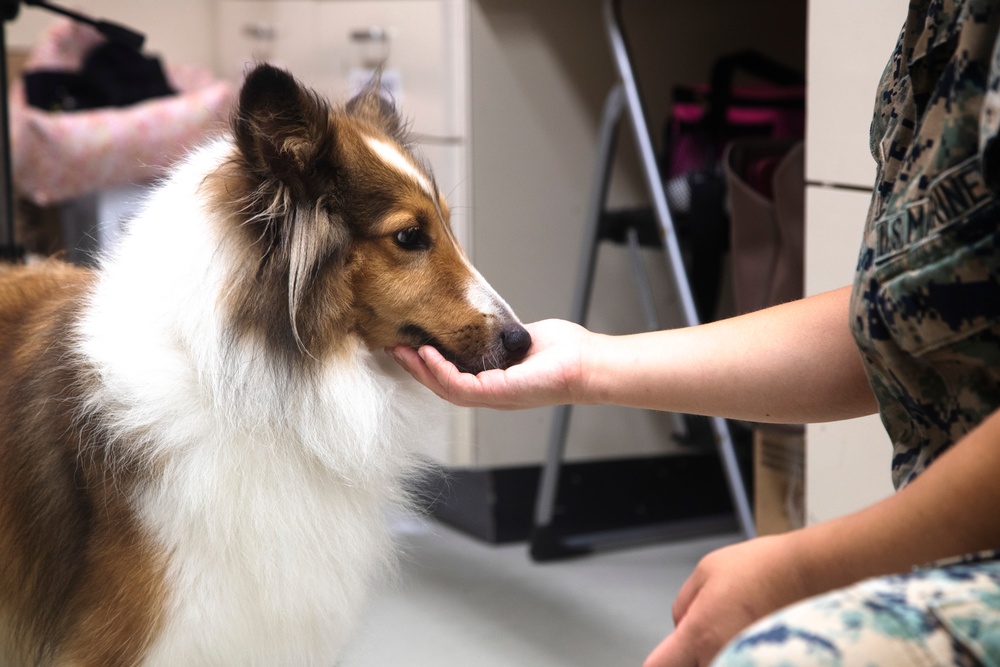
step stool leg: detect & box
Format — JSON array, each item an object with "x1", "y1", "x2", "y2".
[
  {"x1": 605, "y1": 0, "x2": 756, "y2": 538},
  {"x1": 531, "y1": 84, "x2": 627, "y2": 561}
]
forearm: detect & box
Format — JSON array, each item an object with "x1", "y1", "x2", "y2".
[
  {"x1": 582, "y1": 286, "x2": 877, "y2": 423},
  {"x1": 655, "y1": 412, "x2": 1000, "y2": 667},
  {"x1": 789, "y1": 406, "x2": 1000, "y2": 595}
]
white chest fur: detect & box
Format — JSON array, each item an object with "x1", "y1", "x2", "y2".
[
  {"x1": 104, "y1": 345, "x2": 424, "y2": 666},
  {"x1": 139, "y1": 369, "x2": 410, "y2": 665},
  {"x1": 74, "y1": 141, "x2": 433, "y2": 665}
]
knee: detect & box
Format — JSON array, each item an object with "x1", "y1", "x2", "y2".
[
  {"x1": 711, "y1": 616, "x2": 842, "y2": 667},
  {"x1": 710, "y1": 568, "x2": 988, "y2": 667}
]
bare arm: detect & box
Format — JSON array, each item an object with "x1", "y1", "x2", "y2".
[
  {"x1": 393, "y1": 284, "x2": 1000, "y2": 667},
  {"x1": 585, "y1": 285, "x2": 875, "y2": 422},
  {"x1": 648, "y1": 405, "x2": 1000, "y2": 666},
  {"x1": 389, "y1": 285, "x2": 877, "y2": 424}
]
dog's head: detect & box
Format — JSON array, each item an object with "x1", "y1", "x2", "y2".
[{"x1": 212, "y1": 63, "x2": 529, "y2": 373}]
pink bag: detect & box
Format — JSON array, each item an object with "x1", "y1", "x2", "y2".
[
  {"x1": 664, "y1": 82, "x2": 805, "y2": 180},
  {"x1": 725, "y1": 139, "x2": 805, "y2": 315},
  {"x1": 660, "y1": 51, "x2": 804, "y2": 322},
  {"x1": 10, "y1": 19, "x2": 234, "y2": 205}
]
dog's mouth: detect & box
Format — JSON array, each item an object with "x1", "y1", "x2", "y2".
[
  {"x1": 399, "y1": 323, "x2": 477, "y2": 374},
  {"x1": 399, "y1": 323, "x2": 524, "y2": 375}
]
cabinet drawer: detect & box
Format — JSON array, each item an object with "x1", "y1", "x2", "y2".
[{"x1": 216, "y1": 0, "x2": 457, "y2": 137}]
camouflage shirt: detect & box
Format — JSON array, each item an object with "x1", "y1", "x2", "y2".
[{"x1": 852, "y1": 0, "x2": 1000, "y2": 489}]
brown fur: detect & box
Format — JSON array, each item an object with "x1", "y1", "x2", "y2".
[
  {"x1": 0, "y1": 64, "x2": 528, "y2": 665},
  {"x1": 208, "y1": 65, "x2": 526, "y2": 373},
  {"x1": 0, "y1": 262, "x2": 166, "y2": 666}
]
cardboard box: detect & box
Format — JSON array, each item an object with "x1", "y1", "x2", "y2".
[{"x1": 754, "y1": 428, "x2": 805, "y2": 535}]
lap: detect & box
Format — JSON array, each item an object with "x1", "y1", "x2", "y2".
[{"x1": 712, "y1": 556, "x2": 1000, "y2": 667}]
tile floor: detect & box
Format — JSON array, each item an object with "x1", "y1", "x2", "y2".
[{"x1": 340, "y1": 515, "x2": 739, "y2": 666}]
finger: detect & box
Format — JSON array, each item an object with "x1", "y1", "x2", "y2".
[
  {"x1": 387, "y1": 346, "x2": 451, "y2": 400},
  {"x1": 418, "y1": 346, "x2": 530, "y2": 409},
  {"x1": 643, "y1": 629, "x2": 697, "y2": 667},
  {"x1": 417, "y1": 346, "x2": 481, "y2": 404},
  {"x1": 671, "y1": 570, "x2": 704, "y2": 626},
  {"x1": 386, "y1": 345, "x2": 429, "y2": 380},
  {"x1": 386, "y1": 345, "x2": 419, "y2": 371},
  {"x1": 415, "y1": 344, "x2": 451, "y2": 375}
]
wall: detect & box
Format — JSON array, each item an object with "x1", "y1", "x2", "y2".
[
  {"x1": 5, "y1": 1, "x2": 215, "y2": 69},
  {"x1": 803, "y1": 0, "x2": 908, "y2": 524},
  {"x1": 4, "y1": 0, "x2": 810, "y2": 470},
  {"x1": 467, "y1": 0, "x2": 807, "y2": 466}
]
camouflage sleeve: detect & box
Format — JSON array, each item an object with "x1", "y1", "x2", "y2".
[
  {"x1": 717, "y1": 3, "x2": 1000, "y2": 665},
  {"x1": 853, "y1": 0, "x2": 1000, "y2": 489},
  {"x1": 981, "y1": 27, "x2": 1000, "y2": 188}
]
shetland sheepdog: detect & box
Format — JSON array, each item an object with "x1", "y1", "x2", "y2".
[{"x1": 0, "y1": 63, "x2": 530, "y2": 666}]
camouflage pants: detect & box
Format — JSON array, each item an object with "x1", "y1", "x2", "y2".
[{"x1": 712, "y1": 557, "x2": 1000, "y2": 667}]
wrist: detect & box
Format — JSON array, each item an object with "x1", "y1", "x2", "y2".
[
  {"x1": 785, "y1": 516, "x2": 896, "y2": 599},
  {"x1": 752, "y1": 532, "x2": 823, "y2": 611},
  {"x1": 574, "y1": 331, "x2": 672, "y2": 409},
  {"x1": 779, "y1": 529, "x2": 841, "y2": 600},
  {"x1": 574, "y1": 331, "x2": 613, "y2": 405}
]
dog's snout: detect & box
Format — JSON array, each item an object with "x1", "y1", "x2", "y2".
[{"x1": 501, "y1": 325, "x2": 531, "y2": 361}]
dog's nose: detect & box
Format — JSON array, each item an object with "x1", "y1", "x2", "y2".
[{"x1": 501, "y1": 325, "x2": 531, "y2": 361}]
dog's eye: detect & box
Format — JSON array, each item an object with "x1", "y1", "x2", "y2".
[{"x1": 394, "y1": 227, "x2": 428, "y2": 250}]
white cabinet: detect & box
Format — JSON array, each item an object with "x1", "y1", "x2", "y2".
[
  {"x1": 214, "y1": 0, "x2": 809, "y2": 470},
  {"x1": 215, "y1": 0, "x2": 470, "y2": 234},
  {"x1": 216, "y1": 1, "x2": 461, "y2": 136},
  {"x1": 215, "y1": 0, "x2": 475, "y2": 464}
]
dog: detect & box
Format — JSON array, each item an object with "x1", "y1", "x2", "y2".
[{"x1": 0, "y1": 63, "x2": 530, "y2": 666}]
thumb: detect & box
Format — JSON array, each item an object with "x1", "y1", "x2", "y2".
[{"x1": 643, "y1": 628, "x2": 696, "y2": 667}]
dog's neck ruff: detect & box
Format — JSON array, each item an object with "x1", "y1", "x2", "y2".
[
  {"x1": 76, "y1": 138, "x2": 421, "y2": 477},
  {"x1": 71, "y1": 137, "x2": 434, "y2": 663}
]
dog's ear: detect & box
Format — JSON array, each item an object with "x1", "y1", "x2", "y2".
[
  {"x1": 233, "y1": 63, "x2": 335, "y2": 195},
  {"x1": 344, "y1": 72, "x2": 408, "y2": 145},
  {"x1": 231, "y1": 64, "x2": 350, "y2": 356}
]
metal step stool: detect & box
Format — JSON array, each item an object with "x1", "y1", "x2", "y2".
[{"x1": 529, "y1": 0, "x2": 756, "y2": 562}]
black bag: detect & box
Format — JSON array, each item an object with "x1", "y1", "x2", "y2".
[
  {"x1": 25, "y1": 41, "x2": 174, "y2": 112},
  {"x1": 661, "y1": 50, "x2": 804, "y2": 321}
]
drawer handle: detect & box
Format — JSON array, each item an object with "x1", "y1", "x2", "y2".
[
  {"x1": 350, "y1": 26, "x2": 389, "y2": 43},
  {"x1": 242, "y1": 22, "x2": 276, "y2": 41}
]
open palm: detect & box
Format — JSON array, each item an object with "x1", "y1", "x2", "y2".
[{"x1": 388, "y1": 319, "x2": 592, "y2": 410}]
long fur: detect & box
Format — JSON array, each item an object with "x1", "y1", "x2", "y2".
[{"x1": 0, "y1": 64, "x2": 528, "y2": 666}]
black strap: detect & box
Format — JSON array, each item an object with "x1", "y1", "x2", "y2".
[{"x1": 704, "y1": 49, "x2": 805, "y2": 135}]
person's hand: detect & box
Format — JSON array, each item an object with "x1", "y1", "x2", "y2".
[
  {"x1": 387, "y1": 319, "x2": 593, "y2": 410},
  {"x1": 645, "y1": 535, "x2": 814, "y2": 667}
]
